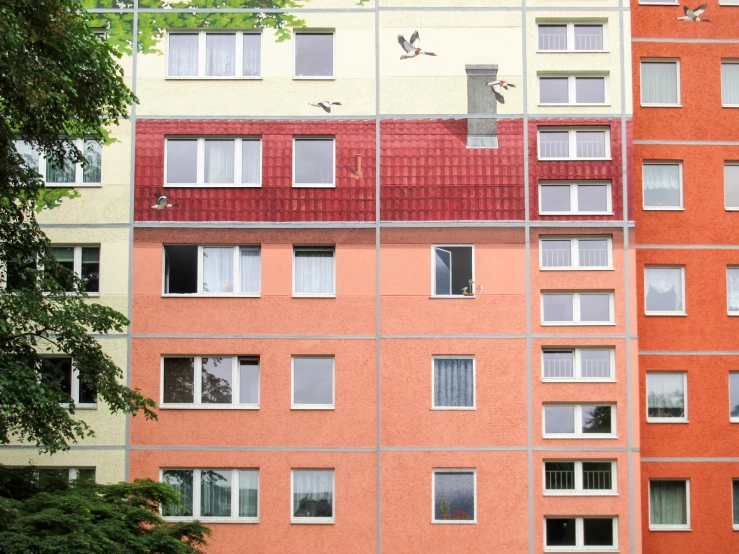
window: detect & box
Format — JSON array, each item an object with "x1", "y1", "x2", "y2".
[
  {"x1": 161, "y1": 356, "x2": 259, "y2": 408},
  {"x1": 543, "y1": 404, "x2": 616, "y2": 438},
  {"x1": 544, "y1": 517, "x2": 618, "y2": 551},
  {"x1": 294, "y1": 32, "x2": 333, "y2": 78},
  {"x1": 542, "y1": 348, "x2": 614, "y2": 381},
  {"x1": 2, "y1": 467, "x2": 95, "y2": 486},
  {"x1": 293, "y1": 138, "x2": 335, "y2": 187},
  {"x1": 538, "y1": 128, "x2": 610, "y2": 160},
  {"x1": 293, "y1": 246, "x2": 335, "y2": 297},
  {"x1": 537, "y1": 23, "x2": 605, "y2": 52},
  {"x1": 432, "y1": 245, "x2": 475, "y2": 297},
  {"x1": 544, "y1": 461, "x2": 616, "y2": 495},
  {"x1": 641, "y1": 60, "x2": 680, "y2": 106},
  {"x1": 725, "y1": 164, "x2": 739, "y2": 210},
  {"x1": 14, "y1": 139, "x2": 101, "y2": 187},
  {"x1": 733, "y1": 480, "x2": 739, "y2": 529},
  {"x1": 164, "y1": 138, "x2": 262, "y2": 186},
  {"x1": 642, "y1": 162, "x2": 683, "y2": 209},
  {"x1": 432, "y1": 357, "x2": 475, "y2": 409},
  {"x1": 51, "y1": 246, "x2": 100, "y2": 294},
  {"x1": 540, "y1": 237, "x2": 612, "y2": 270},
  {"x1": 646, "y1": 372, "x2": 687, "y2": 422},
  {"x1": 292, "y1": 356, "x2": 334, "y2": 409},
  {"x1": 163, "y1": 245, "x2": 260, "y2": 295},
  {"x1": 539, "y1": 75, "x2": 607, "y2": 105},
  {"x1": 644, "y1": 266, "x2": 685, "y2": 315},
  {"x1": 649, "y1": 480, "x2": 689, "y2": 530},
  {"x1": 292, "y1": 469, "x2": 334, "y2": 523},
  {"x1": 167, "y1": 31, "x2": 261, "y2": 78},
  {"x1": 40, "y1": 356, "x2": 96, "y2": 407},
  {"x1": 541, "y1": 292, "x2": 614, "y2": 325},
  {"x1": 729, "y1": 373, "x2": 739, "y2": 421},
  {"x1": 432, "y1": 469, "x2": 476, "y2": 523},
  {"x1": 161, "y1": 469, "x2": 259, "y2": 522},
  {"x1": 722, "y1": 62, "x2": 739, "y2": 106},
  {"x1": 539, "y1": 182, "x2": 612, "y2": 215}
]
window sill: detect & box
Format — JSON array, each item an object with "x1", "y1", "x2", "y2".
[
  {"x1": 44, "y1": 183, "x2": 102, "y2": 188},
  {"x1": 536, "y1": 50, "x2": 609, "y2": 54},
  {"x1": 429, "y1": 295, "x2": 477, "y2": 299},
  {"x1": 730, "y1": 418, "x2": 739, "y2": 423},
  {"x1": 291, "y1": 405, "x2": 335, "y2": 410},
  {"x1": 543, "y1": 434, "x2": 617, "y2": 439},
  {"x1": 164, "y1": 517, "x2": 259, "y2": 524},
  {"x1": 545, "y1": 548, "x2": 618, "y2": 553},
  {"x1": 542, "y1": 378, "x2": 617, "y2": 383},
  {"x1": 541, "y1": 322, "x2": 616, "y2": 326},
  {"x1": 540, "y1": 267, "x2": 614, "y2": 271},
  {"x1": 292, "y1": 294, "x2": 336, "y2": 298},
  {"x1": 431, "y1": 520, "x2": 477, "y2": 525},
  {"x1": 647, "y1": 418, "x2": 689, "y2": 424},
  {"x1": 69, "y1": 404, "x2": 98, "y2": 410},
  {"x1": 431, "y1": 406, "x2": 476, "y2": 411},
  {"x1": 726, "y1": 208, "x2": 739, "y2": 212},
  {"x1": 163, "y1": 183, "x2": 262, "y2": 188},
  {"x1": 644, "y1": 312, "x2": 687, "y2": 317},
  {"x1": 165, "y1": 76, "x2": 263, "y2": 81},
  {"x1": 293, "y1": 76, "x2": 336, "y2": 81},
  {"x1": 643, "y1": 207, "x2": 684, "y2": 211},
  {"x1": 543, "y1": 491, "x2": 618, "y2": 496},
  {"x1": 292, "y1": 183, "x2": 336, "y2": 189},
  {"x1": 162, "y1": 294, "x2": 261, "y2": 298},
  {"x1": 640, "y1": 104, "x2": 682, "y2": 108},
  {"x1": 538, "y1": 212, "x2": 614, "y2": 216},
  {"x1": 649, "y1": 526, "x2": 691, "y2": 532},
  {"x1": 160, "y1": 405, "x2": 259, "y2": 410},
  {"x1": 291, "y1": 518, "x2": 335, "y2": 524},
  {"x1": 538, "y1": 158, "x2": 612, "y2": 162},
  {"x1": 538, "y1": 104, "x2": 611, "y2": 108}
]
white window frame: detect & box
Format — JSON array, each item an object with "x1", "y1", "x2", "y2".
[
  {"x1": 290, "y1": 468, "x2": 335, "y2": 524},
  {"x1": 160, "y1": 355, "x2": 260, "y2": 409},
  {"x1": 430, "y1": 244, "x2": 476, "y2": 299},
  {"x1": 39, "y1": 356, "x2": 97, "y2": 409},
  {"x1": 640, "y1": 59, "x2": 681, "y2": 107},
  {"x1": 644, "y1": 265, "x2": 686, "y2": 316},
  {"x1": 646, "y1": 371, "x2": 688, "y2": 423},
  {"x1": 730, "y1": 372, "x2": 739, "y2": 422},
  {"x1": 165, "y1": 30, "x2": 263, "y2": 79},
  {"x1": 431, "y1": 468, "x2": 477, "y2": 525},
  {"x1": 536, "y1": 21, "x2": 607, "y2": 53},
  {"x1": 639, "y1": 0, "x2": 678, "y2": 4},
  {"x1": 538, "y1": 181, "x2": 613, "y2": 215},
  {"x1": 292, "y1": 246, "x2": 336, "y2": 298},
  {"x1": 9, "y1": 467, "x2": 96, "y2": 482},
  {"x1": 291, "y1": 356, "x2": 335, "y2": 410},
  {"x1": 542, "y1": 460, "x2": 618, "y2": 496},
  {"x1": 538, "y1": 74, "x2": 609, "y2": 106},
  {"x1": 542, "y1": 404, "x2": 617, "y2": 438},
  {"x1": 539, "y1": 236, "x2": 613, "y2": 270},
  {"x1": 648, "y1": 479, "x2": 691, "y2": 531},
  {"x1": 722, "y1": 61, "x2": 739, "y2": 107},
  {"x1": 541, "y1": 291, "x2": 616, "y2": 326},
  {"x1": 292, "y1": 137, "x2": 336, "y2": 188},
  {"x1": 541, "y1": 348, "x2": 616, "y2": 382},
  {"x1": 293, "y1": 30, "x2": 335, "y2": 80},
  {"x1": 164, "y1": 137, "x2": 262, "y2": 187},
  {"x1": 720, "y1": 0, "x2": 739, "y2": 5},
  {"x1": 725, "y1": 163, "x2": 739, "y2": 211},
  {"x1": 162, "y1": 245, "x2": 261, "y2": 297},
  {"x1": 642, "y1": 161, "x2": 684, "y2": 210},
  {"x1": 160, "y1": 468, "x2": 260, "y2": 523},
  {"x1": 537, "y1": 128, "x2": 611, "y2": 161},
  {"x1": 431, "y1": 356, "x2": 476, "y2": 411},
  {"x1": 15, "y1": 138, "x2": 102, "y2": 187},
  {"x1": 50, "y1": 245, "x2": 101, "y2": 296},
  {"x1": 544, "y1": 516, "x2": 619, "y2": 552}
]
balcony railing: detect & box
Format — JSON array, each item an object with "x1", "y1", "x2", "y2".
[
  {"x1": 578, "y1": 247, "x2": 608, "y2": 267},
  {"x1": 543, "y1": 358, "x2": 574, "y2": 378},
  {"x1": 574, "y1": 33, "x2": 603, "y2": 51},
  {"x1": 583, "y1": 469, "x2": 612, "y2": 490},
  {"x1": 545, "y1": 469, "x2": 575, "y2": 490},
  {"x1": 542, "y1": 248, "x2": 572, "y2": 267},
  {"x1": 581, "y1": 359, "x2": 611, "y2": 379}
]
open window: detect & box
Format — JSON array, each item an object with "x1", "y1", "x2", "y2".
[
  {"x1": 163, "y1": 245, "x2": 261, "y2": 296},
  {"x1": 432, "y1": 246, "x2": 474, "y2": 297}
]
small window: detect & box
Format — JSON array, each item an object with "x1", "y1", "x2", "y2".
[
  {"x1": 292, "y1": 356, "x2": 334, "y2": 409},
  {"x1": 540, "y1": 237, "x2": 612, "y2": 269},
  {"x1": 544, "y1": 517, "x2": 617, "y2": 551},
  {"x1": 292, "y1": 246, "x2": 335, "y2": 297},
  {"x1": 641, "y1": 60, "x2": 680, "y2": 106},
  {"x1": 543, "y1": 404, "x2": 615, "y2": 438},
  {"x1": 167, "y1": 31, "x2": 261, "y2": 78},
  {"x1": 730, "y1": 373, "x2": 739, "y2": 421},
  {"x1": 541, "y1": 292, "x2": 614, "y2": 325},
  {"x1": 51, "y1": 246, "x2": 100, "y2": 294},
  {"x1": 643, "y1": 162, "x2": 683, "y2": 210},
  {"x1": 649, "y1": 480, "x2": 689, "y2": 530},
  {"x1": 432, "y1": 357, "x2": 475, "y2": 410},
  {"x1": 161, "y1": 469, "x2": 259, "y2": 521},
  {"x1": 722, "y1": 62, "x2": 739, "y2": 106},
  {"x1": 644, "y1": 266, "x2": 685, "y2": 315},
  {"x1": 294, "y1": 32, "x2": 334, "y2": 78},
  {"x1": 544, "y1": 460, "x2": 616, "y2": 494},
  {"x1": 538, "y1": 129, "x2": 610, "y2": 160},
  {"x1": 537, "y1": 23, "x2": 605, "y2": 52},
  {"x1": 646, "y1": 372, "x2": 687, "y2": 422},
  {"x1": 40, "y1": 356, "x2": 96, "y2": 407},
  {"x1": 725, "y1": 164, "x2": 739, "y2": 210},
  {"x1": 163, "y1": 245, "x2": 260, "y2": 296},
  {"x1": 432, "y1": 469, "x2": 476, "y2": 523},
  {"x1": 165, "y1": 138, "x2": 262, "y2": 187},
  {"x1": 293, "y1": 138, "x2": 335, "y2": 187},
  {"x1": 13, "y1": 139, "x2": 101, "y2": 187},
  {"x1": 733, "y1": 480, "x2": 739, "y2": 529},
  {"x1": 432, "y1": 245, "x2": 474, "y2": 297},
  {"x1": 292, "y1": 469, "x2": 334, "y2": 523},
  {"x1": 542, "y1": 348, "x2": 614, "y2": 381},
  {"x1": 539, "y1": 75, "x2": 607, "y2": 105},
  {"x1": 539, "y1": 182, "x2": 612, "y2": 215}
]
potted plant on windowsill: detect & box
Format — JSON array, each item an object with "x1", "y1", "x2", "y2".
[
  {"x1": 451, "y1": 509, "x2": 471, "y2": 520},
  {"x1": 439, "y1": 497, "x2": 451, "y2": 520}
]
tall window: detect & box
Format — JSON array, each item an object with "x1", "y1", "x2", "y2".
[
  {"x1": 292, "y1": 469, "x2": 334, "y2": 523},
  {"x1": 14, "y1": 139, "x2": 102, "y2": 186},
  {"x1": 538, "y1": 75, "x2": 607, "y2": 105},
  {"x1": 292, "y1": 357, "x2": 334, "y2": 409},
  {"x1": 543, "y1": 404, "x2": 615, "y2": 438},
  {"x1": 432, "y1": 245, "x2": 474, "y2": 297},
  {"x1": 733, "y1": 480, "x2": 739, "y2": 529},
  {"x1": 537, "y1": 23, "x2": 605, "y2": 52},
  {"x1": 641, "y1": 60, "x2": 680, "y2": 106},
  {"x1": 542, "y1": 348, "x2": 614, "y2": 381},
  {"x1": 730, "y1": 372, "x2": 739, "y2": 421},
  {"x1": 725, "y1": 164, "x2": 739, "y2": 210},
  {"x1": 293, "y1": 246, "x2": 335, "y2": 296},
  {"x1": 39, "y1": 356, "x2": 96, "y2": 407},
  {"x1": 433, "y1": 357, "x2": 475, "y2": 409},
  {"x1": 649, "y1": 480, "x2": 689, "y2": 530},
  {"x1": 539, "y1": 182, "x2": 612, "y2": 214},
  {"x1": 540, "y1": 237, "x2": 612, "y2": 269},
  {"x1": 644, "y1": 266, "x2": 685, "y2": 315},
  {"x1": 544, "y1": 461, "x2": 616, "y2": 494},
  {"x1": 293, "y1": 138, "x2": 335, "y2": 187},
  {"x1": 541, "y1": 292, "x2": 614, "y2": 325},
  {"x1": 538, "y1": 129, "x2": 610, "y2": 160},
  {"x1": 163, "y1": 245, "x2": 261, "y2": 296},
  {"x1": 642, "y1": 162, "x2": 683, "y2": 209},
  {"x1": 294, "y1": 32, "x2": 334, "y2": 78},
  {"x1": 51, "y1": 246, "x2": 100, "y2": 294},
  {"x1": 167, "y1": 31, "x2": 261, "y2": 78},
  {"x1": 165, "y1": 138, "x2": 262, "y2": 186},
  {"x1": 545, "y1": 517, "x2": 617, "y2": 550},
  {"x1": 722, "y1": 61, "x2": 739, "y2": 106},
  {"x1": 432, "y1": 469, "x2": 476, "y2": 523},
  {"x1": 646, "y1": 372, "x2": 687, "y2": 422}
]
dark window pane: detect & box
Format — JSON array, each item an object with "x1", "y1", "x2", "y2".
[
  {"x1": 201, "y1": 357, "x2": 232, "y2": 404},
  {"x1": 582, "y1": 405, "x2": 612, "y2": 434},
  {"x1": 163, "y1": 358, "x2": 194, "y2": 404},
  {"x1": 164, "y1": 245, "x2": 198, "y2": 294},
  {"x1": 52, "y1": 247, "x2": 75, "y2": 292},
  {"x1": 75, "y1": 469, "x2": 95, "y2": 483},
  {"x1": 38, "y1": 469, "x2": 70, "y2": 489},
  {"x1": 546, "y1": 518, "x2": 577, "y2": 546},
  {"x1": 434, "y1": 472, "x2": 475, "y2": 521},
  {"x1": 544, "y1": 462, "x2": 575, "y2": 490},
  {"x1": 583, "y1": 462, "x2": 612, "y2": 490},
  {"x1": 5, "y1": 250, "x2": 36, "y2": 291},
  {"x1": 584, "y1": 518, "x2": 614, "y2": 546},
  {"x1": 81, "y1": 248, "x2": 100, "y2": 293},
  {"x1": 78, "y1": 373, "x2": 97, "y2": 405},
  {"x1": 40, "y1": 357, "x2": 73, "y2": 396}
]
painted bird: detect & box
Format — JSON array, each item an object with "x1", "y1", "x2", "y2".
[
  {"x1": 397, "y1": 31, "x2": 437, "y2": 60},
  {"x1": 151, "y1": 194, "x2": 178, "y2": 210},
  {"x1": 677, "y1": 4, "x2": 710, "y2": 21},
  {"x1": 309, "y1": 101, "x2": 342, "y2": 113},
  {"x1": 486, "y1": 80, "x2": 516, "y2": 104}
]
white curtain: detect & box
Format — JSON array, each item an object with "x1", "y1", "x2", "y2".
[
  {"x1": 734, "y1": 481, "x2": 739, "y2": 525},
  {"x1": 725, "y1": 165, "x2": 739, "y2": 209},
  {"x1": 238, "y1": 470, "x2": 258, "y2": 518},
  {"x1": 201, "y1": 470, "x2": 231, "y2": 517},
  {"x1": 294, "y1": 250, "x2": 334, "y2": 294},
  {"x1": 292, "y1": 470, "x2": 333, "y2": 518},
  {"x1": 642, "y1": 62, "x2": 678, "y2": 104},
  {"x1": 722, "y1": 63, "x2": 739, "y2": 105},
  {"x1": 168, "y1": 34, "x2": 198, "y2": 77},
  {"x1": 643, "y1": 164, "x2": 680, "y2": 207},
  {"x1": 729, "y1": 268, "x2": 739, "y2": 312},
  {"x1": 162, "y1": 470, "x2": 193, "y2": 517},
  {"x1": 14, "y1": 140, "x2": 39, "y2": 171},
  {"x1": 243, "y1": 33, "x2": 261, "y2": 76},
  {"x1": 239, "y1": 248, "x2": 260, "y2": 293},
  {"x1": 576, "y1": 131, "x2": 606, "y2": 158},
  {"x1": 645, "y1": 268, "x2": 683, "y2": 312},
  {"x1": 83, "y1": 141, "x2": 102, "y2": 183},
  {"x1": 650, "y1": 481, "x2": 687, "y2": 525},
  {"x1": 434, "y1": 359, "x2": 474, "y2": 408},
  {"x1": 202, "y1": 247, "x2": 234, "y2": 293},
  {"x1": 241, "y1": 140, "x2": 261, "y2": 185},
  {"x1": 204, "y1": 140, "x2": 235, "y2": 184},
  {"x1": 648, "y1": 373, "x2": 685, "y2": 417},
  {"x1": 206, "y1": 34, "x2": 235, "y2": 77}
]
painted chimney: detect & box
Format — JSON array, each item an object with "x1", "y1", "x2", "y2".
[{"x1": 465, "y1": 64, "x2": 499, "y2": 148}]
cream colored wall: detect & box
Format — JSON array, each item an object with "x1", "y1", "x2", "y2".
[{"x1": 0, "y1": 449, "x2": 126, "y2": 484}]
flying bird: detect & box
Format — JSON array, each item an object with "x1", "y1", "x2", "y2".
[
  {"x1": 397, "y1": 31, "x2": 437, "y2": 60},
  {"x1": 486, "y1": 80, "x2": 516, "y2": 104},
  {"x1": 309, "y1": 101, "x2": 342, "y2": 113},
  {"x1": 151, "y1": 194, "x2": 178, "y2": 210},
  {"x1": 677, "y1": 4, "x2": 710, "y2": 21}
]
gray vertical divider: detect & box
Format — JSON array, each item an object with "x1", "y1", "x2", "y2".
[{"x1": 375, "y1": 1, "x2": 382, "y2": 552}]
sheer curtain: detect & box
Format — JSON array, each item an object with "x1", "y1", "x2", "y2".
[
  {"x1": 722, "y1": 63, "x2": 739, "y2": 105},
  {"x1": 650, "y1": 481, "x2": 687, "y2": 525},
  {"x1": 294, "y1": 250, "x2": 334, "y2": 294},
  {"x1": 434, "y1": 358, "x2": 474, "y2": 408},
  {"x1": 241, "y1": 140, "x2": 261, "y2": 185},
  {"x1": 162, "y1": 470, "x2": 193, "y2": 516},
  {"x1": 239, "y1": 248, "x2": 260, "y2": 293},
  {"x1": 292, "y1": 470, "x2": 333, "y2": 518},
  {"x1": 201, "y1": 470, "x2": 231, "y2": 517},
  {"x1": 204, "y1": 140, "x2": 235, "y2": 184},
  {"x1": 168, "y1": 34, "x2": 199, "y2": 77},
  {"x1": 734, "y1": 481, "x2": 739, "y2": 525},
  {"x1": 648, "y1": 373, "x2": 685, "y2": 418},
  {"x1": 14, "y1": 141, "x2": 39, "y2": 171},
  {"x1": 643, "y1": 164, "x2": 680, "y2": 207},
  {"x1": 206, "y1": 34, "x2": 235, "y2": 77},
  {"x1": 46, "y1": 154, "x2": 75, "y2": 183},
  {"x1": 83, "y1": 141, "x2": 102, "y2": 183},
  {"x1": 641, "y1": 62, "x2": 678, "y2": 104},
  {"x1": 202, "y1": 247, "x2": 234, "y2": 293},
  {"x1": 646, "y1": 268, "x2": 683, "y2": 312},
  {"x1": 238, "y1": 470, "x2": 258, "y2": 518},
  {"x1": 725, "y1": 165, "x2": 739, "y2": 209},
  {"x1": 728, "y1": 268, "x2": 739, "y2": 312},
  {"x1": 243, "y1": 33, "x2": 261, "y2": 76}
]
